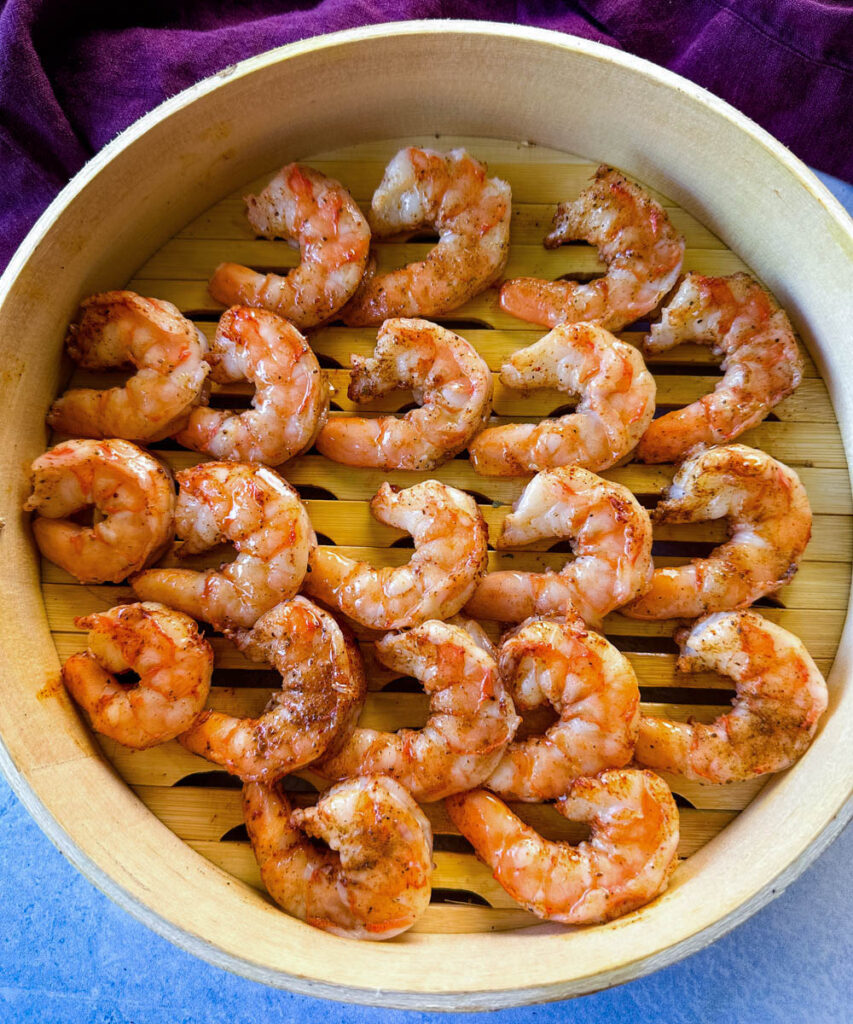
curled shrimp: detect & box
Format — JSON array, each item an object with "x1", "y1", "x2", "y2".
[
  {"x1": 469, "y1": 322, "x2": 656, "y2": 476},
  {"x1": 209, "y1": 164, "x2": 370, "y2": 329},
  {"x1": 624, "y1": 444, "x2": 812, "y2": 619},
  {"x1": 318, "y1": 620, "x2": 519, "y2": 802},
  {"x1": 174, "y1": 306, "x2": 328, "y2": 466},
  {"x1": 304, "y1": 480, "x2": 488, "y2": 630},
  {"x1": 637, "y1": 273, "x2": 803, "y2": 464},
  {"x1": 24, "y1": 438, "x2": 175, "y2": 584},
  {"x1": 465, "y1": 466, "x2": 653, "y2": 626},
  {"x1": 315, "y1": 317, "x2": 493, "y2": 470},
  {"x1": 244, "y1": 774, "x2": 433, "y2": 940},
  {"x1": 132, "y1": 462, "x2": 315, "y2": 630},
  {"x1": 636, "y1": 611, "x2": 828, "y2": 782},
  {"x1": 180, "y1": 597, "x2": 366, "y2": 782},
  {"x1": 486, "y1": 613, "x2": 640, "y2": 802},
  {"x1": 500, "y1": 165, "x2": 685, "y2": 331},
  {"x1": 446, "y1": 769, "x2": 679, "y2": 924},
  {"x1": 342, "y1": 147, "x2": 511, "y2": 325},
  {"x1": 47, "y1": 291, "x2": 209, "y2": 443},
  {"x1": 62, "y1": 602, "x2": 213, "y2": 749}
]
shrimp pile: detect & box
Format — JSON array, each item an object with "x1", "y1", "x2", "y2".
[
  {"x1": 209, "y1": 164, "x2": 370, "y2": 329},
  {"x1": 637, "y1": 272, "x2": 803, "y2": 464},
  {"x1": 624, "y1": 444, "x2": 812, "y2": 619},
  {"x1": 180, "y1": 597, "x2": 366, "y2": 782},
  {"x1": 635, "y1": 611, "x2": 828, "y2": 783},
  {"x1": 47, "y1": 291, "x2": 209, "y2": 443},
  {"x1": 316, "y1": 318, "x2": 493, "y2": 470},
  {"x1": 174, "y1": 306, "x2": 329, "y2": 466},
  {"x1": 500, "y1": 166, "x2": 684, "y2": 331},
  {"x1": 317, "y1": 619, "x2": 519, "y2": 802},
  {"x1": 343, "y1": 147, "x2": 511, "y2": 325},
  {"x1": 132, "y1": 462, "x2": 315, "y2": 630},
  {"x1": 469, "y1": 323, "x2": 656, "y2": 476},
  {"x1": 244, "y1": 775, "x2": 433, "y2": 939},
  {"x1": 466, "y1": 466, "x2": 653, "y2": 626}
]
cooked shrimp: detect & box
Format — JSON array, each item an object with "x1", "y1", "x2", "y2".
[
  {"x1": 244, "y1": 774, "x2": 432, "y2": 940},
  {"x1": 636, "y1": 611, "x2": 828, "y2": 782},
  {"x1": 465, "y1": 466, "x2": 653, "y2": 626},
  {"x1": 636, "y1": 272, "x2": 803, "y2": 463},
  {"x1": 132, "y1": 462, "x2": 315, "y2": 630},
  {"x1": 208, "y1": 164, "x2": 370, "y2": 329},
  {"x1": 62, "y1": 602, "x2": 213, "y2": 749},
  {"x1": 342, "y1": 147, "x2": 511, "y2": 325},
  {"x1": 624, "y1": 444, "x2": 812, "y2": 619},
  {"x1": 173, "y1": 306, "x2": 329, "y2": 465},
  {"x1": 318, "y1": 620, "x2": 519, "y2": 802},
  {"x1": 24, "y1": 438, "x2": 174, "y2": 584},
  {"x1": 486, "y1": 613, "x2": 640, "y2": 801},
  {"x1": 315, "y1": 317, "x2": 493, "y2": 470},
  {"x1": 180, "y1": 597, "x2": 366, "y2": 781},
  {"x1": 469, "y1": 322, "x2": 656, "y2": 476},
  {"x1": 500, "y1": 166, "x2": 684, "y2": 331},
  {"x1": 304, "y1": 480, "x2": 488, "y2": 630},
  {"x1": 446, "y1": 769, "x2": 679, "y2": 924},
  {"x1": 47, "y1": 291, "x2": 209, "y2": 442}
]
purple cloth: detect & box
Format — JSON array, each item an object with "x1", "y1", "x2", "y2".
[{"x1": 1, "y1": 1, "x2": 850, "y2": 271}]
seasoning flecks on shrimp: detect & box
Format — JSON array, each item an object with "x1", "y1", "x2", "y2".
[
  {"x1": 47, "y1": 291, "x2": 209, "y2": 443},
  {"x1": 132, "y1": 462, "x2": 315, "y2": 630},
  {"x1": 636, "y1": 611, "x2": 828, "y2": 783},
  {"x1": 500, "y1": 165, "x2": 685, "y2": 331},
  {"x1": 24, "y1": 438, "x2": 175, "y2": 584},
  {"x1": 304, "y1": 480, "x2": 488, "y2": 630},
  {"x1": 486, "y1": 613, "x2": 640, "y2": 802},
  {"x1": 180, "y1": 597, "x2": 366, "y2": 782},
  {"x1": 465, "y1": 466, "x2": 653, "y2": 626},
  {"x1": 209, "y1": 164, "x2": 370, "y2": 329},
  {"x1": 315, "y1": 317, "x2": 493, "y2": 470},
  {"x1": 317, "y1": 620, "x2": 519, "y2": 802},
  {"x1": 342, "y1": 147, "x2": 511, "y2": 325},
  {"x1": 469, "y1": 322, "x2": 655, "y2": 476},
  {"x1": 244, "y1": 775, "x2": 433, "y2": 940},
  {"x1": 447, "y1": 769, "x2": 679, "y2": 924},
  {"x1": 62, "y1": 602, "x2": 213, "y2": 749},
  {"x1": 174, "y1": 306, "x2": 329, "y2": 466},
  {"x1": 624, "y1": 444, "x2": 812, "y2": 620},
  {"x1": 637, "y1": 272, "x2": 803, "y2": 464}
]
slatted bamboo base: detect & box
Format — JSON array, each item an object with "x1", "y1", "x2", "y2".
[{"x1": 44, "y1": 135, "x2": 853, "y2": 938}]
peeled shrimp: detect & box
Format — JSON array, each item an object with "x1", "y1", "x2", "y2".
[
  {"x1": 318, "y1": 620, "x2": 519, "y2": 802},
  {"x1": 174, "y1": 306, "x2": 329, "y2": 466},
  {"x1": 304, "y1": 480, "x2": 487, "y2": 630},
  {"x1": 469, "y1": 323, "x2": 656, "y2": 476},
  {"x1": 624, "y1": 444, "x2": 812, "y2": 620},
  {"x1": 132, "y1": 462, "x2": 315, "y2": 630},
  {"x1": 446, "y1": 769, "x2": 679, "y2": 924},
  {"x1": 465, "y1": 466, "x2": 653, "y2": 626},
  {"x1": 180, "y1": 597, "x2": 366, "y2": 782},
  {"x1": 244, "y1": 774, "x2": 432, "y2": 940},
  {"x1": 500, "y1": 166, "x2": 685, "y2": 331},
  {"x1": 62, "y1": 602, "x2": 213, "y2": 749},
  {"x1": 315, "y1": 317, "x2": 493, "y2": 470},
  {"x1": 209, "y1": 164, "x2": 370, "y2": 329},
  {"x1": 342, "y1": 147, "x2": 511, "y2": 325},
  {"x1": 47, "y1": 291, "x2": 209, "y2": 443},
  {"x1": 24, "y1": 438, "x2": 174, "y2": 584},
  {"x1": 637, "y1": 272, "x2": 803, "y2": 463},
  {"x1": 636, "y1": 611, "x2": 828, "y2": 782},
  {"x1": 486, "y1": 613, "x2": 640, "y2": 801}
]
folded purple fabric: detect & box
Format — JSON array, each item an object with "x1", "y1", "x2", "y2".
[{"x1": 1, "y1": 0, "x2": 850, "y2": 271}]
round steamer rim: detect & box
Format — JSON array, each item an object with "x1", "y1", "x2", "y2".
[{"x1": 1, "y1": 21, "x2": 852, "y2": 1011}]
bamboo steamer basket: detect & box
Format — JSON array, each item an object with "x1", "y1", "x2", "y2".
[{"x1": 1, "y1": 21, "x2": 851, "y2": 1010}]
